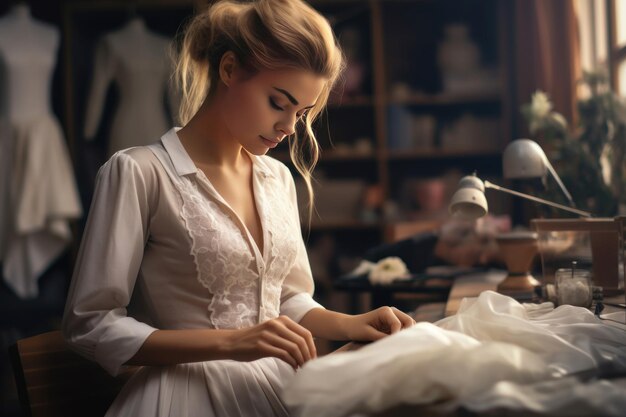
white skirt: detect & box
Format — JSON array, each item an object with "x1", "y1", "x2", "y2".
[{"x1": 106, "y1": 357, "x2": 294, "y2": 417}]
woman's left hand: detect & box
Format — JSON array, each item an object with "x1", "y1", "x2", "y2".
[{"x1": 345, "y1": 307, "x2": 416, "y2": 342}]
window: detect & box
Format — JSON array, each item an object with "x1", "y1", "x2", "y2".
[
  {"x1": 608, "y1": 0, "x2": 626, "y2": 95},
  {"x1": 576, "y1": 0, "x2": 626, "y2": 96}
]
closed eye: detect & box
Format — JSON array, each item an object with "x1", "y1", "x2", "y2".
[{"x1": 269, "y1": 97, "x2": 284, "y2": 111}]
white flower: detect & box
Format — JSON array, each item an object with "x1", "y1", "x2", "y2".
[
  {"x1": 349, "y1": 260, "x2": 376, "y2": 277},
  {"x1": 368, "y1": 257, "x2": 410, "y2": 285},
  {"x1": 530, "y1": 90, "x2": 553, "y2": 119},
  {"x1": 548, "y1": 112, "x2": 568, "y2": 131}
]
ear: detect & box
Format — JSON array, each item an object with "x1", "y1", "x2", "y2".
[{"x1": 219, "y1": 51, "x2": 239, "y2": 87}]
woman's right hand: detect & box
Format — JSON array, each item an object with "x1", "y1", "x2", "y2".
[{"x1": 224, "y1": 315, "x2": 317, "y2": 369}]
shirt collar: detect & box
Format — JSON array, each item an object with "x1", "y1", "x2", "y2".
[
  {"x1": 247, "y1": 152, "x2": 275, "y2": 179},
  {"x1": 161, "y1": 128, "x2": 197, "y2": 176},
  {"x1": 160, "y1": 127, "x2": 275, "y2": 179}
]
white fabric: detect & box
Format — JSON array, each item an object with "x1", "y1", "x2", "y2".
[
  {"x1": 83, "y1": 18, "x2": 177, "y2": 157},
  {"x1": 283, "y1": 291, "x2": 626, "y2": 417},
  {"x1": 63, "y1": 128, "x2": 323, "y2": 417},
  {"x1": 0, "y1": 6, "x2": 82, "y2": 298}
]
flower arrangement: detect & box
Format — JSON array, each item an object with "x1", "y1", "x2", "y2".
[
  {"x1": 521, "y1": 71, "x2": 626, "y2": 216},
  {"x1": 351, "y1": 257, "x2": 411, "y2": 285},
  {"x1": 368, "y1": 257, "x2": 410, "y2": 285}
]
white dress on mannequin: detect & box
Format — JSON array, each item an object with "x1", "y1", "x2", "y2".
[
  {"x1": 0, "y1": 4, "x2": 82, "y2": 298},
  {"x1": 84, "y1": 17, "x2": 176, "y2": 157}
]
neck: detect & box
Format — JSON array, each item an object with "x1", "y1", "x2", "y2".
[
  {"x1": 178, "y1": 90, "x2": 247, "y2": 169},
  {"x1": 11, "y1": 4, "x2": 31, "y2": 19},
  {"x1": 126, "y1": 17, "x2": 146, "y2": 33}
]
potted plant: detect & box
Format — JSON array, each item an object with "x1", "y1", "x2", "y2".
[{"x1": 521, "y1": 70, "x2": 626, "y2": 217}]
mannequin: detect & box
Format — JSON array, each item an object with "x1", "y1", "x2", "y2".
[
  {"x1": 0, "y1": 3, "x2": 82, "y2": 298},
  {"x1": 0, "y1": 3, "x2": 58, "y2": 121},
  {"x1": 84, "y1": 16, "x2": 177, "y2": 157}
]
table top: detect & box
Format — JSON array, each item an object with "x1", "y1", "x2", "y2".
[
  {"x1": 444, "y1": 269, "x2": 626, "y2": 321},
  {"x1": 334, "y1": 273, "x2": 452, "y2": 294},
  {"x1": 334, "y1": 266, "x2": 489, "y2": 295},
  {"x1": 444, "y1": 269, "x2": 506, "y2": 316},
  {"x1": 332, "y1": 269, "x2": 626, "y2": 416}
]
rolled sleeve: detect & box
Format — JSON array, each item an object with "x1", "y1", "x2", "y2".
[
  {"x1": 62, "y1": 152, "x2": 157, "y2": 376},
  {"x1": 93, "y1": 316, "x2": 156, "y2": 375},
  {"x1": 280, "y1": 292, "x2": 324, "y2": 323}
]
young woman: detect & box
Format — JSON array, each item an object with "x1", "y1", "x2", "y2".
[{"x1": 63, "y1": 1, "x2": 414, "y2": 416}]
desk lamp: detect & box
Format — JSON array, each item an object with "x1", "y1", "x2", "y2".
[
  {"x1": 448, "y1": 173, "x2": 591, "y2": 299},
  {"x1": 503, "y1": 139, "x2": 578, "y2": 208},
  {"x1": 449, "y1": 174, "x2": 591, "y2": 221}
]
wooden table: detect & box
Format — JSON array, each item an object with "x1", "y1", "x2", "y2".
[
  {"x1": 445, "y1": 269, "x2": 626, "y2": 320},
  {"x1": 334, "y1": 269, "x2": 626, "y2": 416},
  {"x1": 444, "y1": 269, "x2": 507, "y2": 316},
  {"x1": 333, "y1": 273, "x2": 452, "y2": 312}
]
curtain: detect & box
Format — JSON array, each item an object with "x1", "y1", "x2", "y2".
[{"x1": 513, "y1": 0, "x2": 581, "y2": 136}]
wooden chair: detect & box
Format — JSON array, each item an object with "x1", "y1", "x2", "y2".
[{"x1": 9, "y1": 330, "x2": 138, "y2": 417}]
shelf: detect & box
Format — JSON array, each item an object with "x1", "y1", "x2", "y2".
[
  {"x1": 385, "y1": 149, "x2": 502, "y2": 159},
  {"x1": 327, "y1": 95, "x2": 375, "y2": 108},
  {"x1": 320, "y1": 151, "x2": 377, "y2": 161},
  {"x1": 306, "y1": 220, "x2": 382, "y2": 231},
  {"x1": 273, "y1": 148, "x2": 501, "y2": 162},
  {"x1": 387, "y1": 92, "x2": 501, "y2": 106},
  {"x1": 271, "y1": 151, "x2": 377, "y2": 162}
]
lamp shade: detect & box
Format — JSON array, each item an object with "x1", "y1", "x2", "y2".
[
  {"x1": 502, "y1": 139, "x2": 548, "y2": 179},
  {"x1": 448, "y1": 175, "x2": 488, "y2": 219},
  {"x1": 448, "y1": 173, "x2": 592, "y2": 220}
]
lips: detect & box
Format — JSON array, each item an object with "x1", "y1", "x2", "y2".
[
  {"x1": 260, "y1": 135, "x2": 282, "y2": 144},
  {"x1": 260, "y1": 136, "x2": 286, "y2": 150},
  {"x1": 260, "y1": 136, "x2": 280, "y2": 149}
]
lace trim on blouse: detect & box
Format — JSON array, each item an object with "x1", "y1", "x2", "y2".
[
  {"x1": 175, "y1": 167, "x2": 299, "y2": 329},
  {"x1": 254, "y1": 172, "x2": 299, "y2": 319}
]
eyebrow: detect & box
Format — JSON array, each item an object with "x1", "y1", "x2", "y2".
[{"x1": 273, "y1": 87, "x2": 315, "y2": 109}]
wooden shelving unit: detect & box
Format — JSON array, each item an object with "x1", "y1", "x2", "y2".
[
  {"x1": 387, "y1": 92, "x2": 502, "y2": 106},
  {"x1": 285, "y1": 0, "x2": 517, "y2": 290},
  {"x1": 290, "y1": 0, "x2": 513, "y2": 247}
]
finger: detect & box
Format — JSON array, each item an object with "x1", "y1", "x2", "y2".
[
  {"x1": 258, "y1": 340, "x2": 298, "y2": 370},
  {"x1": 361, "y1": 325, "x2": 389, "y2": 342},
  {"x1": 382, "y1": 307, "x2": 402, "y2": 334},
  {"x1": 280, "y1": 317, "x2": 317, "y2": 359},
  {"x1": 264, "y1": 331, "x2": 306, "y2": 367},
  {"x1": 392, "y1": 307, "x2": 416, "y2": 328},
  {"x1": 269, "y1": 319, "x2": 312, "y2": 364},
  {"x1": 275, "y1": 323, "x2": 312, "y2": 363},
  {"x1": 274, "y1": 317, "x2": 313, "y2": 362}
]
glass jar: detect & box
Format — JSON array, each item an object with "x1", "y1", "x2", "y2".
[{"x1": 555, "y1": 268, "x2": 592, "y2": 308}]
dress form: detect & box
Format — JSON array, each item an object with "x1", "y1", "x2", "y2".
[
  {"x1": 84, "y1": 17, "x2": 177, "y2": 157},
  {"x1": 0, "y1": 4, "x2": 82, "y2": 298},
  {"x1": 0, "y1": 3, "x2": 58, "y2": 123}
]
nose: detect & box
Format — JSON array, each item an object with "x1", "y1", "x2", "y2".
[{"x1": 275, "y1": 113, "x2": 296, "y2": 137}]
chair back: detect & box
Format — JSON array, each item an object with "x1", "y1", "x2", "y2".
[{"x1": 9, "y1": 330, "x2": 138, "y2": 417}]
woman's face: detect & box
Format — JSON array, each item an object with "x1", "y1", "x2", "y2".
[{"x1": 220, "y1": 66, "x2": 326, "y2": 155}]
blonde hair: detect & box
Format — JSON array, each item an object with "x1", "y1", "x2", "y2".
[{"x1": 174, "y1": 0, "x2": 345, "y2": 224}]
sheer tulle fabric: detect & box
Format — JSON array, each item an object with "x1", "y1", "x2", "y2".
[
  {"x1": 283, "y1": 291, "x2": 626, "y2": 417},
  {"x1": 1, "y1": 115, "x2": 81, "y2": 298}
]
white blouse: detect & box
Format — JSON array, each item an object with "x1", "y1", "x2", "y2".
[{"x1": 63, "y1": 128, "x2": 323, "y2": 376}]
